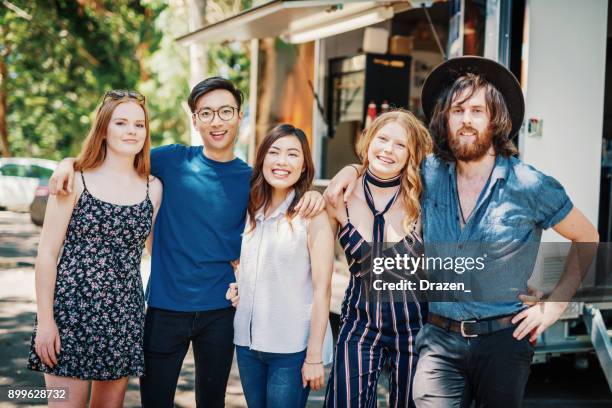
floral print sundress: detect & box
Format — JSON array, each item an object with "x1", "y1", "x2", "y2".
[{"x1": 28, "y1": 172, "x2": 152, "y2": 380}]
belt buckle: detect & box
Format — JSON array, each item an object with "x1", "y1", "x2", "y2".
[{"x1": 460, "y1": 320, "x2": 478, "y2": 338}]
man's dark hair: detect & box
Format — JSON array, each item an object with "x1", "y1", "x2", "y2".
[
  {"x1": 188, "y1": 77, "x2": 244, "y2": 113},
  {"x1": 429, "y1": 73, "x2": 518, "y2": 162}
]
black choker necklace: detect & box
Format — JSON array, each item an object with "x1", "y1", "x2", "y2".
[
  {"x1": 364, "y1": 168, "x2": 401, "y2": 188},
  {"x1": 362, "y1": 167, "x2": 401, "y2": 261}
]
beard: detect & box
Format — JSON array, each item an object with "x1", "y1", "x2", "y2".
[{"x1": 448, "y1": 126, "x2": 493, "y2": 162}]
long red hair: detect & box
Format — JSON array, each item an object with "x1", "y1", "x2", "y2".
[{"x1": 75, "y1": 95, "x2": 150, "y2": 177}]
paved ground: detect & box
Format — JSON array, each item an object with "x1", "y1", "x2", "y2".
[{"x1": 0, "y1": 210, "x2": 610, "y2": 407}]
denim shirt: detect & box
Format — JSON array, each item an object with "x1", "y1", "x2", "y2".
[{"x1": 421, "y1": 154, "x2": 573, "y2": 320}]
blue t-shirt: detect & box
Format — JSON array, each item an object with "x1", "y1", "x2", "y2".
[
  {"x1": 421, "y1": 154, "x2": 573, "y2": 320},
  {"x1": 147, "y1": 144, "x2": 252, "y2": 311}
]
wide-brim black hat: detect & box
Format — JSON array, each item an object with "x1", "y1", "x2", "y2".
[{"x1": 421, "y1": 56, "x2": 525, "y2": 139}]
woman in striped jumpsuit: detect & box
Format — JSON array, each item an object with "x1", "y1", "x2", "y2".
[{"x1": 324, "y1": 110, "x2": 432, "y2": 408}]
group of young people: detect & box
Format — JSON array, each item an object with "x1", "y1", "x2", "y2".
[{"x1": 27, "y1": 56, "x2": 598, "y2": 408}]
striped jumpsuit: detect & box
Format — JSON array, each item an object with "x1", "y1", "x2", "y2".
[{"x1": 324, "y1": 207, "x2": 427, "y2": 408}]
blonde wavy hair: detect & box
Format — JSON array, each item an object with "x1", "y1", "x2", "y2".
[{"x1": 356, "y1": 109, "x2": 433, "y2": 231}]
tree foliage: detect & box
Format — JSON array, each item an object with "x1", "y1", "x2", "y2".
[
  {"x1": 1, "y1": 0, "x2": 190, "y2": 159},
  {"x1": 205, "y1": 0, "x2": 253, "y2": 108},
  {"x1": 0, "y1": 0, "x2": 261, "y2": 159},
  {"x1": 208, "y1": 42, "x2": 250, "y2": 102},
  {"x1": 139, "y1": 0, "x2": 190, "y2": 147}
]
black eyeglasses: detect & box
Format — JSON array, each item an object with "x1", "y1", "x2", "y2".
[
  {"x1": 194, "y1": 106, "x2": 238, "y2": 123},
  {"x1": 103, "y1": 89, "x2": 145, "y2": 103}
]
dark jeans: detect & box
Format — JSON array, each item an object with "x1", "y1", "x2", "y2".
[
  {"x1": 413, "y1": 323, "x2": 534, "y2": 408},
  {"x1": 139, "y1": 306, "x2": 235, "y2": 408},
  {"x1": 236, "y1": 345, "x2": 309, "y2": 408}
]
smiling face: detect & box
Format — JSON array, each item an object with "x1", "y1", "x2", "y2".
[
  {"x1": 262, "y1": 135, "x2": 304, "y2": 193},
  {"x1": 192, "y1": 89, "x2": 243, "y2": 156},
  {"x1": 105, "y1": 101, "x2": 147, "y2": 157},
  {"x1": 366, "y1": 121, "x2": 410, "y2": 179},
  {"x1": 447, "y1": 87, "x2": 493, "y2": 161}
]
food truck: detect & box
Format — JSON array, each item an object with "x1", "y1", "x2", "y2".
[{"x1": 177, "y1": 0, "x2": 612, "y2": 388}]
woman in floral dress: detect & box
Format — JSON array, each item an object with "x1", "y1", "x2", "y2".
[{"x1": 27, "y1": 90, "x2": 163, "y2": 407}]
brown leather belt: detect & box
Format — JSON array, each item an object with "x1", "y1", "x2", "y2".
[{"x1": 428, "y1": 313, "x2": 515, "y2": 338}]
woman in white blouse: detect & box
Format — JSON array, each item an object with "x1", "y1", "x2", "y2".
[{"x1": 227, "y1": 124, "x2": 334, "y2": 407}]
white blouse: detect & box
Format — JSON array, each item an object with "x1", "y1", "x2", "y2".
[{"x1": 233, "y1": 190, "x2": 332, "y2": 360}]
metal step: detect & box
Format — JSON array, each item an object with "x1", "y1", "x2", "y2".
[{"x1": 582, "y1": 304, "x2": 612, "y2": 392}]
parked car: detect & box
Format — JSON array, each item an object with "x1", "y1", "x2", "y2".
[
  {"x1": 30, "y1": 178, "x2": 50, "y2": 226},
  {"x1": 0, "y1": 158, "x2": 57, "y2": 212}
]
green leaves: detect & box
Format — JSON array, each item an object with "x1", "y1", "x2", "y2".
[
  {"x1": 2, "y1": 0, "x2": 255, "y2": 159},
  {"x1": 1, "y1": 0, "x2": 184, "y2": 159}
]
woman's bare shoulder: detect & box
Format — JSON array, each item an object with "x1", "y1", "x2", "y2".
[
  {"x1": 147, "y1": 175, "x2": 163, "y2": 204},
  {"x1": 148, "y1": 174, "x2": 161, "y2": 186}
]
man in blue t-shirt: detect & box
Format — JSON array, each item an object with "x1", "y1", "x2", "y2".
[
  {"x1": 139, "y1": 78, "x2": 251, "y2": 407},
  {"x1": 325, "y1": 57, "x2": 598, "y2": 408},
  {"x1": 139, "y1": 79, "x2": 322, "y2": 407},
  {"x1": 50, "y1": 78, "x2": 324, "y2": 407}
]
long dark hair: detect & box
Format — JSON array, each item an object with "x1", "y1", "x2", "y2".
[
  {"x1": 429, "y1": 73, "x2": 517, "y2": 162},
  {"x1": 247, "y1": 124, "x2": 315, "y2": 232}
]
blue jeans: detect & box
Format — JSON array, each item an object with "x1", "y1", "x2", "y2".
[{"x1": 236, "y1": 346, "x2": 310, "y2": 408}]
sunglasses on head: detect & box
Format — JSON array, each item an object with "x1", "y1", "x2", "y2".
[{"x1": 103, "y1": 89, "x2": 145, "y2": 103}]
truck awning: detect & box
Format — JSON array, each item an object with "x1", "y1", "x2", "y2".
[{"x1": 176, "y1": 1, "x2": 413, "y2": 45}]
